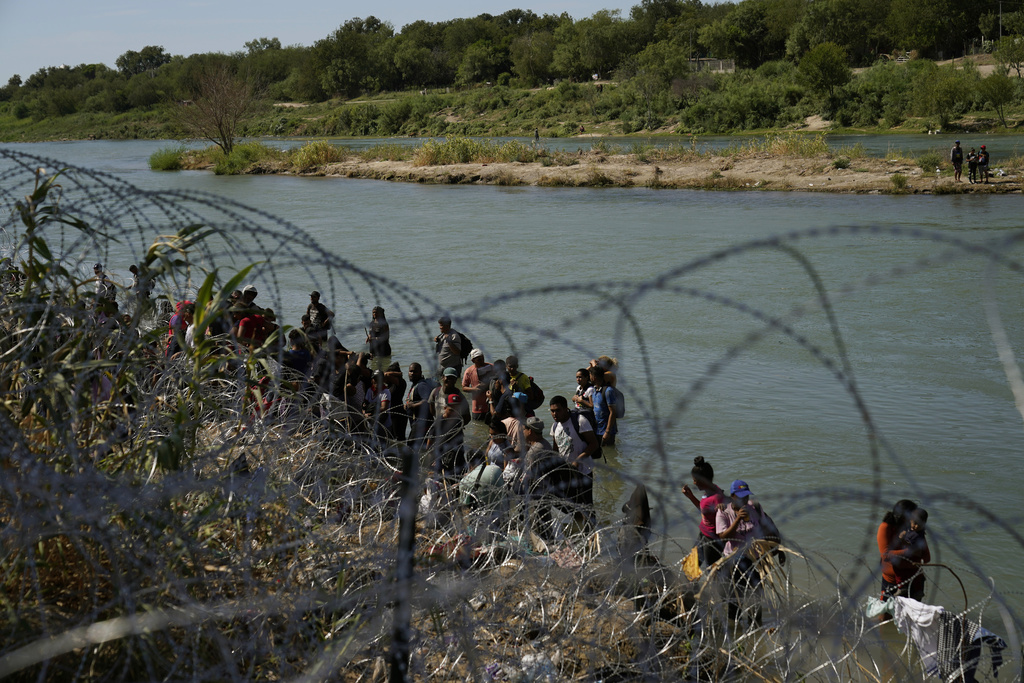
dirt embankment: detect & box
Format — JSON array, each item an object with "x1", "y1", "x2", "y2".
[{"x1": 297, "y1": 153, "x2": 1019, "y2": 194}]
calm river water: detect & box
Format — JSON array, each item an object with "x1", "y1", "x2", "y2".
[{"x1": 3, "y1": 139, "x2": 1024, "y2": 626}]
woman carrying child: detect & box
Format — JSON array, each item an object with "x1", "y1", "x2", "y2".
[{"x1": 876, "y1": 499, "x2": 930, "y2": 601}]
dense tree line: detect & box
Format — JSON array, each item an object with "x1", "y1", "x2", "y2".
[{"x1": 0, "y1": 0, "x2": 1022, "y2": 133}]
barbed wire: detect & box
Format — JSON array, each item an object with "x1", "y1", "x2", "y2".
[{"x1": 0, "y1": 150, "x2": 1021, "y2": 682}]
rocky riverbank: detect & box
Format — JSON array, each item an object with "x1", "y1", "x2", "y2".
[{"x1": 230, "y1": 151, "x2": 1021, "y2": 194}]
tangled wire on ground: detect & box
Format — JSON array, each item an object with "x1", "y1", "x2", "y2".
[{"x1": 0, "y1": 151, "x2": 1022, "y2": 682}]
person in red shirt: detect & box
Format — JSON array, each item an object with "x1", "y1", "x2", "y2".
[
  {"x1": 232, "y1": 303, "x2": 269, "y2": 350},
  {"x1": 682, "y1": 455, "x2": 726, "y2": 567},
  {"x1": 876, "y1": 499, "x2": 929, "y2": 601}
]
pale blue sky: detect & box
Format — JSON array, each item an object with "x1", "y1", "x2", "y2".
[{"x1": 0, "y1": 0, "x2": 671, "y2": 85}]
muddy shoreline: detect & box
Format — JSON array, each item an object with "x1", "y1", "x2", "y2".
[{"x1": 239, "y1": 152, "x2": 1021, "y2": 193}]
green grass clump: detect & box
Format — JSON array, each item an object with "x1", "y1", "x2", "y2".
[
  {"x1": 149, "y1": 145, "x2": 186, "y2": 171},
  {"x1": 885, "y1": 145, "x2": 912, "y2": 162},
  {"x1": 359, "y1": 142, "x2": 410, "y2": 161},
  {"x1": 889, "y1": 173, "x2": 908, "y2": 191},
  {"x1": 832, "y1": 157, "x2": 850, "y2": 169},
  {"x1": 730, "y1": 132, "x2": 829, "y2": 158},
  {"x1": 412, "y1": 137, "x2": 538, "y2": 166},
  {"x1": 916, "y1": 151, "x2": 944, "y2": 172},
  {"x1": 213, "y1": 142, "x2": 284, "y2": 175},
  {"x1": 291, "y1": 140, "x2": 346, "y2": 171},
  {"x1": 832, "y1": 142, "x2": 867, "y2": 159}
]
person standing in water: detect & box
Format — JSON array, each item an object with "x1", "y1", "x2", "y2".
[{"x1": 682, "y1": 456, "x2": 726, "y2": 567}]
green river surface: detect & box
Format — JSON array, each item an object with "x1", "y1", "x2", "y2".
[{"x1": 3, "y1": 138, "x2": 1024, "y2": 643}]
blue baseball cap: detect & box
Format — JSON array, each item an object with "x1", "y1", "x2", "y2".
[
  {"x1": 730, "y1": 480, "x2": 752, "y2": 498},
  {"x1": 512, "y1": 391, "x2": 529, "y2": 404}
]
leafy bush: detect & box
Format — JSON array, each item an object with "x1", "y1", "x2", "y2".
[
  {"x1": 832, "y1": 156, "x2": 850, "y2": 169},
  {"x1": 291, "y1": 140, "x2": 346, "y2": 171},
  {"x1": 889, "y1": 173, "x2": 908, "y2": 191},
  {"x1": 360, "y1": 143, "x2": 410, "y2": 161},
  {"x1": 213, "y1": 142, "x2": 283, "y2": 175},
  {"x1": 412, "y1": 137, "x2": 537, "y2": 166},
  {"x1": 149, "y1": 145, "x2": 186, "y2": 171},
  {"x1": 832, "y1": 142, "x2": 867, "y2": 159},
  {"x1": 916, "y1": 151, "x2": 944, "y2": 172}
]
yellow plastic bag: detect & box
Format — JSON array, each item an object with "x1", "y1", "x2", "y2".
[{"x1": 682, "y1": 545, "x2": 702, "y2": 581}]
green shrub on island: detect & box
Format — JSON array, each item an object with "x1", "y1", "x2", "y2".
[
  {"x1": 355, "y1": 142, "x2": 410, "y2": 162},
  {"x1": 149, "y1": 145, "x2": 186, "y2": 171},
  {"x1": 890, "y1": 173, "x2": 909, "y2": 191},
  {"x1": 291, "y1": 140, "x2": 347, "y2": 171},
  {"x1": 916, "y1": 151, "x2": 945, "y2": 172},
  {"x1": 412, "y1": 137, "x2": 538, "y2": 166},
  {"x1": 213, "y1": 142, "x2": 285, "y2": 175}
]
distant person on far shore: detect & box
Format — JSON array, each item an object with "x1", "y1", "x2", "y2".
[
  {"x1": 967, "y1": 148, "x2": 979, "y2": 183},
  {"x1": 950, "y1": 140, "x2": 963, "y2": 182},
  {"x1": 978, "y1": 145, "x2": 990, "y2": 183}
]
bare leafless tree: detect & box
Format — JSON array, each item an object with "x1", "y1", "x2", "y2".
[{"x1": 173, "y1": 63, "x2": 261, "y2": 155}]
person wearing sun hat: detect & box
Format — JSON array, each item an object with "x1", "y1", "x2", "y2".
[{"x1": 715, "y1": 479, "x2": 783, "y2": 623}]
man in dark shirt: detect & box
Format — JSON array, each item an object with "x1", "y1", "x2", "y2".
[{"x1": 404, "y1": 362, "x2": 436, "y2": 449}]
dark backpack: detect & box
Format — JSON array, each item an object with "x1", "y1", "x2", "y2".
[
  {"x1": 569, "y1": 409, "x2": 603, "y2": 460},
  {"x1": 525, "y1": 375, "x2": 545, "y2": 411},
  {"x1": 458, "y1": 332, "x2": 473, "y2": 362},
  {"x1": 434, "y1": 330, "x2": 473, "y2": 362}
]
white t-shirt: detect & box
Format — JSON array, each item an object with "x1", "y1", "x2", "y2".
[{"x1": 550, "y1": 414, "x2": 595, "y2": 476}]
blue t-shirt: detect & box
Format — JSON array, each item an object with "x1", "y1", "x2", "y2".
[{"x1": 591, "y1": 385, "x2": 617, "y2": 436}]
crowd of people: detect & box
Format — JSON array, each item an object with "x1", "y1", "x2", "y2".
[
  {"x1": 82, "y1": 267, "x2": 939, "y2": 609},
  {"x1": 132, "y1": 278, "x2": 628, "y2": 530},
  {"x1": 53, "y1": 263, "x2": 949, "y2": 633}
]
